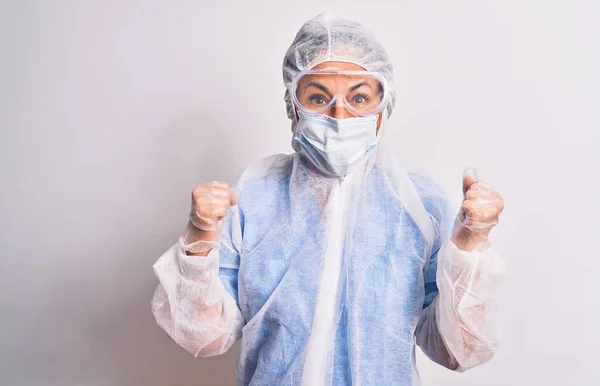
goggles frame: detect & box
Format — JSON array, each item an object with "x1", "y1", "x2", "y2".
[{"x1": 290, "y1": 69, "x2": 389, "y2": 118}]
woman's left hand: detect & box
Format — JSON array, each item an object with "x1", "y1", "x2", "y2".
[{"x1": 451, "y1": 168, "x2": 504, "y2": 252}]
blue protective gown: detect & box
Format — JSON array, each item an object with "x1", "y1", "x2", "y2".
[{"x1": 152, "y1": 153, "x2": 503, "y2": 386}]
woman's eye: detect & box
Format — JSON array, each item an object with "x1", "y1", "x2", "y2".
[
  {"x1": 352, "y1": 94, "x2": 369, "y2": 104},
  {"x1": 309, "y1": 95, "x2": 327, "y2": 105}
]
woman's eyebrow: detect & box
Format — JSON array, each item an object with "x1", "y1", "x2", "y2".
[
  {"x1": 305, "y1": 82, "x2": 332, "y2": 95},
  {"x1": 349, "y1": 82, "x2": 373, "y2": 92}
]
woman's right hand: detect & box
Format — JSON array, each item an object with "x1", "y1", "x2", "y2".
[{"x1": 184, "y1": 181, "x2": 240, "y2": 255}]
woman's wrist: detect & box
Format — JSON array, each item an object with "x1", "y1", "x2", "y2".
[{"x1": 182, "y1": 221, "x2": 221, "y2": 256}]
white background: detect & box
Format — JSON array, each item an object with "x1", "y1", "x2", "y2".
[{"x1": 1, "y1": 1, "x2": 598, "y2": 385}]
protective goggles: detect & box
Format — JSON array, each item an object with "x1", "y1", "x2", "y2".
[{"x1": 290, "y1": 69, "x2": 389, "y2": 117}]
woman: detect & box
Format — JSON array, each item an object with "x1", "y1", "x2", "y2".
[{"x1": 152, "y1": 12, "x2": 505, "y2": 385}]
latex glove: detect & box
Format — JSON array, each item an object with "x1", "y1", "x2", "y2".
[
  {"x1": 190, "y1": 181, "x2": 240, "y2": 231},
  {"x1": 451, "y1": 168, "x2": 504, "y2": 252},
  {"x1": 181, "y1": 181, "x2": 240, "y2": 253}
]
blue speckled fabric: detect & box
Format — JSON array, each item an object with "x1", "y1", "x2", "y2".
[{"x1": 217, "y1": 153, "x2": 453, "y2": 385}]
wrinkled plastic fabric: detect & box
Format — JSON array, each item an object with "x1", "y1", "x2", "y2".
[
  {"x1": 152, "y1": 151, "x2": 505, "y2": 385},
  {"x1": 152, "y1": 238, "x2": 244, "y2": 357}
]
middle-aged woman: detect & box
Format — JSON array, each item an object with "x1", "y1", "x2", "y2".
[{"x1": 152, "y1": 12, "x2": 506, "y2": 386}]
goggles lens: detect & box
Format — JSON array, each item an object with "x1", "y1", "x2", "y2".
[{"x1": 293, "y1": 70, "x2": 387, "y2": 116}]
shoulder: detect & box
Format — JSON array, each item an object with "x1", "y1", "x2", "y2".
[
  {"x1": 234, "y1": 154, "x2": 295, "y2": 207},
  {"x1": 386, "y1": 155, "x2": 451, "y2": 219},
  {"x1": 388, "y1": 157, "x2": 456, "y2": 243},
  {"x1": 407, "y1": 168, "x2": 447, "y2": 202},
  {"x1": 381, "y1": 154, "x2": 447, "y2": 199},
  {"x1": 236, "y1": 154, "x2": 294, "y2": 187}
]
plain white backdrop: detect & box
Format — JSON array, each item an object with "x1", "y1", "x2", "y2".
[{"x1": 1, "y1": 1, "x2": 599, "y2": 385}]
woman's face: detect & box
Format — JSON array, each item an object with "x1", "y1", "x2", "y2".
[{"x1": 296, "y1": 61, "x2": 384, "y2": 130}]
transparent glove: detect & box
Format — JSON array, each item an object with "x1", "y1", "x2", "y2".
[
  {"x1": 180, "y1": 181, "x2": 240, "y2": 254},
  {"x1": 451, "y1": 168, "x2": 504, "y2": 252}
]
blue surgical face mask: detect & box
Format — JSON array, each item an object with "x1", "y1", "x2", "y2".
[{"x1": 293, "y1": 112, "x2": 379, "y2": 178}]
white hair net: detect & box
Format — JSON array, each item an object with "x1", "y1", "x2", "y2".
[{"x1": 283, "y1": 12, "x2": 396, "y2": 123}]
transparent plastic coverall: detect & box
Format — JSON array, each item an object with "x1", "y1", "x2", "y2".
[{"x1": 152, "y1": 12, "x2": 505, "y2": 386}]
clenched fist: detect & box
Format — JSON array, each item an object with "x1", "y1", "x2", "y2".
[
  {"x1": 451, "y1": 168, "x2": 504, "y2": 252},
  {"x1": 182, "y1": 181, "x2": 240, "y2": 255},
  {"x1": 190, "y1": 181, "x2": 240, "y2": 232}
]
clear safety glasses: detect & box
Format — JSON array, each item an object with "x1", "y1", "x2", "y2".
[{"x1": 291, "y1": 69, "x2": 389, "y2": 117}]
